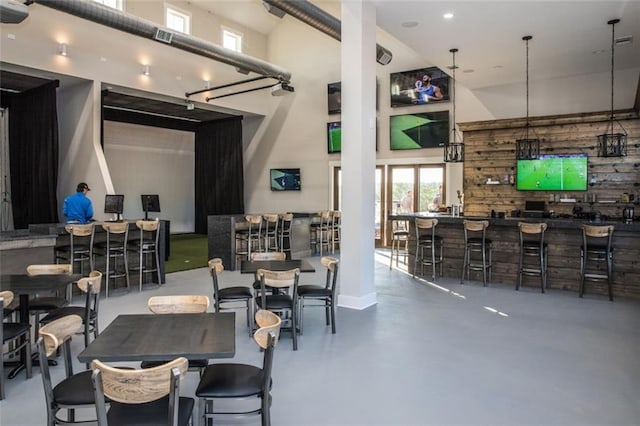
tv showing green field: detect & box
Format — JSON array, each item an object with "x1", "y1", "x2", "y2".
[
  {"x1": 389, "y1": 111, "x2": 448, "y2": 150},
  {"x1": 327, "y1": 121, "x2": 341, "y2": 153},
  {"x1": 516, "y1": 154, "x2": 587, "y2": 191}
]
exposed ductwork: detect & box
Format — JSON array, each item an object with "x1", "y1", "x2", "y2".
[
  {"x1": 32, "y1": 0, "x2": 292, "y2": 82},
  {"x1": 262, "y1": 0, "x2": 393, "y2": 65}
]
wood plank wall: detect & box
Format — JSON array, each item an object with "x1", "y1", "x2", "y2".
[{"x1": 458, "y1": 110, "x2": 640, "y2": 218}]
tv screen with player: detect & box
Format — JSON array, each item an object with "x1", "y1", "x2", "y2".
[
  {"x1": 390, "y1": 66, "x2": 450, "y2": 107},
  {"x1": 327, "y1": 121, "x2": 342, "y2": 153},
  {"x1": 389, "y1": 111, "x2": 449, "y2": 150},
  {"x1": 270, "y1": 168, "x2": 301, "y2": 191},
  {"x1": 516, "y1": 154, "x2": 588, "y2": 191}
]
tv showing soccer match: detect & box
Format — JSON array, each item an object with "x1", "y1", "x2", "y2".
[
  {"x1": 516, "y1": 154, "x2": 588, "y2": 191},
  {"x1": 270, "y1": 168, "x2": 301, "y2": 191},
  {"x1": 390, "y1": 67, "x2": 449, "y2": 107},
  {"x1": 390, "y1": 111, "x2": 449, "y2": 150},
  {"x1": 327, "y1": 121, "x2": 341, "y2": 153}
]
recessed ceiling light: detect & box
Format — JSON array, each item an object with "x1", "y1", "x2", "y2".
[
  {"x1": 462, "y1": 69, "x2": 475, "y2": 73},
  {"x1": 401, "y1": 21, "x2": 419, "y2": 28},
  {"x1": 443, "y1": 12, "x2": 454, "y2": 19}
]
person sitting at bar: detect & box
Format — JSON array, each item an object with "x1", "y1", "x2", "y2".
[{"x1": 62, "y1": 182, "x2": 94, "y2": 224}]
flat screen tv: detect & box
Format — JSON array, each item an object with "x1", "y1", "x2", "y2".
[
  {"x1": 516, "y1": 154, "x2": 588, "y2": 191},
  {"x1": 390, "y1": 66, "x2": 450, "y2": 107},
  {"x1": 141, "y1": 194, "x2": 160, "y2": 220},
  {"x1": 270, "y1": 168, "x2": 301, "y2": 191},
  {"x1": 328, "y1": 82, "x2": 341, "y2": 115},
  {"x1": 390, "y1": 111, "x2": 449, "y2": 150},
  {"x1": 104, "y1": 194, "x2": 124, "y2": 221},
  {"x1": 327, "y1": 121, "x2": 342, "y2": 153}
]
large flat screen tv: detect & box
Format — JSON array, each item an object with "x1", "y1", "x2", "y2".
[
  {"x1": 390, "y1": 111, "x2": 449, "y2": 150},
  {"x1": 270, "y1": 168, "x2": 301, "y2": 191},
  {"x1": 390, "y1": 66, "x2": 450, "y2": 107},
  {"x1": 516, "y1": 154, "x2": 588, "y2": 191},
  {"x1": 327, "y1": 121, "x2": 342, "y2": 153}
]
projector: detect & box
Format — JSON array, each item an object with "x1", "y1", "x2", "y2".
[
  {"x1": 0, "y1": 0, "x2": 28, "y2": 24},
  {"x1": 271, "y1": 82, "x2": 294, "y2": 96}
]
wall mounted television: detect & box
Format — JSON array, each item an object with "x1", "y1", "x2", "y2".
[
  {"x1": 327, "y1": 121, "x2": 342, "y2": 153},
  {"x1": 516, "y1": 154, "x2": 588, "y2": 191},
  {"x1": 270, "y1": 168, "x2": 301, "y2": 191},
  {"x1": 390, "y1": 66, "x2": 450, "y2": 107},
  {"x1": 104, "y1": 194, "x2": 124, "y2": 221},
  {"x1": 389, "y1": 111, "x2": 449, "y2": 150},
  {"x1": 327, "y1": 81, "x2": 379, "y2": 115}
]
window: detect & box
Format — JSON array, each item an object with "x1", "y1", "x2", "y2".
[
  {"x1": 222, "y1": 28, "x2": 243, "y2": 52},
  {"x1": 93, "y1": 0, "x2": 123, "y2": 10},
  {"x1": 166, "y1": 5, "x2": 191, "y2": 34}
]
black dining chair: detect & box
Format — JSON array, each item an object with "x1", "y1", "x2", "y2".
[
  {"x1": 297, "y1": 256, "x2": 339, "y2": 335},
  {"x1": 208, "y1": 258, "x2": 253, "y2": 330},
  {"x1": 1, "y1": 291, "x2": 33, "y2": 400},
  {"x1": 25, "y1": 263, "x2": 73, "y2": 338},
  {"x1": 255, "y1": 267, "x2": 300, "y2": 350},
  {"x1": 196, "y1": 309, "x2": 281, "y2": 426}
]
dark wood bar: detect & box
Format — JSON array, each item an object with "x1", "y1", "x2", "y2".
[{"x1": 390, "y1": 213, "x2": 640, "y2": 298}]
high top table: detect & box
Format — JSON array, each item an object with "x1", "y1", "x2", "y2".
[{"x1": 78, "y1": 312, "x2": 236, "y2": 363}]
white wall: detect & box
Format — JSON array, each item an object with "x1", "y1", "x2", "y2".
[{"x1": 103, "y1": 122, "x2": 195, "y2": 233}]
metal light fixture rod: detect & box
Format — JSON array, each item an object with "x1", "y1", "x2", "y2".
[
  {"x1": 607, "y1": 18, "x2": 619, "y2": 135},
  {"x1": 523, "y1": 35, "x2": 532, "y2": 139},
  {"x1": 450, "y1": 48, "x2": 458, "y2": 142}
]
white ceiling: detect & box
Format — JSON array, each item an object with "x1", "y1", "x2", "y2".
[{"x1": 195, "y1": 0, "x2": 640, "y2": 91}]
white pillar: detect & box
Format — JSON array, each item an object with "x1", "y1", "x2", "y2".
[{"x1": 337, "y1": 0, "x2": 377, "y2": 310}]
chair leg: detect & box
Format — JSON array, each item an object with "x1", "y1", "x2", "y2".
[
  {"x1": 461, "y1": 245, "x2": 468, "y2": 284},
  {"x1": 607, "y1": 252, "x2": 614, "y2": 301},
  {"x1": 330, "y1": 302, "x2": 336, "y2": 334},
  {"x1": 198, "y1": 398, "x2": 206, "y2": 426},
  {"x1": 292, "y1": 309, "x2": 298, "y2": 351},
  {"x1": 579, "y1": 249, "x2": 585, "y2": 298},
  {"x1": 262, "y1": 392, "x2": 271, "y2": 426}
]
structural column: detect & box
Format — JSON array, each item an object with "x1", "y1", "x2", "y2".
[{"x1": 338, "y1": 0, "x2": 377, "y2": 310}]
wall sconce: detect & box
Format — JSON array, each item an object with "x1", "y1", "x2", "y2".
[
  {"x1": 142, "y1": 65, "x2": 150, "y2": 76},
  {"x1": 58, "y1": 43, "x2": 68, "y2": 57}
]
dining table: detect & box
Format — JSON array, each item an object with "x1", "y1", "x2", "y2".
[
  {"x1": 78, "y1": 312, "x2": 236, "y2": 363},
  {"x1": 0, "y1": 273, "x2": 81, "y2": 378},
  {"x1": 240, "y1": 259, "x2": 316, "y2": 274}
]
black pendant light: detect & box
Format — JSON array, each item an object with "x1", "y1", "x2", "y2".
[
  {"x1": 444, "y1": 48, "x2": 464, "y2": 163},
  {"x1": 597, "y1": 18, "x2": 627, "y2": 157},
  {"x1": 516, "y1": 35, "x2": 540, "y2": 160}
]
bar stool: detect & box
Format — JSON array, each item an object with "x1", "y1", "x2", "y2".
[
  {"x1": 580, "y1": 224, "x2": 614, "y2": 301},
  {"x1": 330, "y1": 210, "x2": 341, "y2": 253},
  {"x1": 516, "y1": 222, "x2": 548, "y2": 293},
  {"x1": 312, "y1": 211, "x2": 331, "y2": 256},
  {"x1": 54, "y1": 223, "x2": 95, "y2": 275},
  {"x1": 262, "y1": 214, "x2": 279, "y2": 252},
  {"x1": 389, "y1": 219, "x2": 409, "y2": 269},
  {"x1": 129, "y1": 219, "x2": 161, "y2": 291},
  {"x1": 413, "y1": 218, "x2": 444, "y2": 280},
  {"x1": 278, "y1": 213, "x2": 293, "y2": 259},
  {"x1": 461, "y1": 220, "x2": 492, "y2": 287},
  {"x1": 94, "y1": 221, "x2": 130, "y2": 297}
]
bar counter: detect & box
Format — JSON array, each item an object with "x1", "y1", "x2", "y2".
[{"x1": 388, "y1": 212, "x2": 640, "y2": 298}]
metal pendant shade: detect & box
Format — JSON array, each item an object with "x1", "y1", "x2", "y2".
[
  {"x1": 516, "y1": 35, "x2": 540, "y2": 160},
  {"x1": 597, "y1": 18, "x2": 627, "y2": 157},
  {"x1": 444, "y1": 48, "x2": 464, "y2": 163}
]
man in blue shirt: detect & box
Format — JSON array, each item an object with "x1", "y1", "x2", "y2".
[{"x1": 63, "y1": 182, "x2": 94, "y2": 223}]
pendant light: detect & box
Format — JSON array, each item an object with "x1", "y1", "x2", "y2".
[
  {"x1": 444, "y1": 48, "x2": 464, "y2": 163},
  {"x1": 516, "y1": 35, "x2": 540, "y2": 160},
  {"x1": 597, "y1": 18, "x2": 627, "y2": 157}
]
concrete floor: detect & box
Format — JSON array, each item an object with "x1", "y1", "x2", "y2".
[{"x1": 2, "y1": 251, "x2": 640, "y2": 425}]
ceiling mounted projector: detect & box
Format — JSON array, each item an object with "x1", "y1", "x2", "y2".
[
  {"x1": 0, "y1": 0, "x2": 28, "y2": 24},
  {"x1": 271, "y1": 82, "x2": 294, "y2": 96}
]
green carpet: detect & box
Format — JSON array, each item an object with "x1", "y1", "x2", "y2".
[{"x1": 165, "y1": 233, "x2": 208, "y2": 273}]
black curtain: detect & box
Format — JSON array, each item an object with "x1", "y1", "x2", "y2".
[
  {"x1": 194, "y1": 116, "x2": 244, "y2": 234},
  {"x1": 8, "y1": 81, "x2": 59, "y2": 229}
]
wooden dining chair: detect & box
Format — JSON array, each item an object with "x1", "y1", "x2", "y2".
[
  {"x1": 26, "y1": 263, "x2": 73, "y2": 337},
  {"x1": 297, "y1": 256, "x2": 339, "y2": 335},
  {"x1": 37, "y1": 314, "x2": 95, "y2": 425},
  {"x1": 91, "y1": 357, "x2": 193, "y2": 426},
  {"x1": 208, "y1": 258, "x2": 253, "y2": 330},
  {"x1": 196, "y1": 310, "x2": 281, "y2": 426},
  {"x1": 141, "y1": 295, "x2": 210, "y2": 375},
  {"x1": 1, "y1": 291, "x2": 33, "y2": 400},
  {"x1": 256, "y1": 267, "x2": 300, "y2": 350}
]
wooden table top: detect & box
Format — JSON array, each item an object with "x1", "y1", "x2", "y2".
[
  {"x1": 240, "y1": 259, "x2": 316, "y2": 274},
  {"x1": 78, "y1": 312, "x2": 236, "y2": 363},
  {"x1": 0, "y1": 273, "x2": 80, "y2": 295}
]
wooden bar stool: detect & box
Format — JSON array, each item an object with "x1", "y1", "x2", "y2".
[
  {"x1": 129, "y1": 219, "x2": 161, "y2": 291},
  {"x1": 94, "y1": 221, "x2": 130, "y2": 297},
  {"x1": 389, "y1": 219, "x2": 409, "y2": 269},
  {"x1": 580, "y1": 224, "x2": 614, "y2": 301},
  {"x1": 54, "y1": 224, "x2": 95, "y2": 275},
  {"x1": 278, "y1": 213, "x2": 293, "y2": 259},
  {"x1": 516, "y1": 222, "x2": 548, "y2": 293},
  {"x1": 262, "y1": 214, "x2": 279, "y2": 252},
  {"x1": 461, "y1": 220, "x2": 492, "y2": 286},
  {"x1": 413, "y1": 218, "x2": 444, "y2": 280}
]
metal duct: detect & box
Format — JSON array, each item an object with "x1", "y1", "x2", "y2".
[
  {"x1": 262, "y1": 0, "x2": 393, "y2": 65},
  {"x1": 32, "y1": 0, "x2": 292, "y2": 82}
]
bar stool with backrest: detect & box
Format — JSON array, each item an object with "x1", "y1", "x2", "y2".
[
  {"x1": 93, "y1": 221, "x2": 130, "y2": 297},
  {"x1": 516, "y1": 222, "x2": 548, "y2": 293},
  {"x1": 330, "y1": 210, "x2": 341, "y2": 253},
  {"x1": 55, "y1": 224, "x2": 95, "y2": 275},
  {"x1": 389, "y1": 219, "x2": 409, "y2": 269},
  {"x1": 580, "y1": 224, "x2": 615, "y2": 301},
  {"x1": 461, "y1": 220, "x2": 492, "y2": 287},
  {"x1": 278, "y1": 213, "x2": 293, "y2": 259},
  {"x1": 310, "y1": 211, "x2": 331, "y2": 256},
  {"x1": 129, "y1": 219, "x2": 161, "y2": 291},
  {"x1": 262, "y1": 214, "x2": 279, "y2": 252},
  {"x1": 245, "y1": 214, "x2": 263, "y2": 260},
  {"x1": 413, "y1": 218, "x2": 444, "y2": 280}
]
